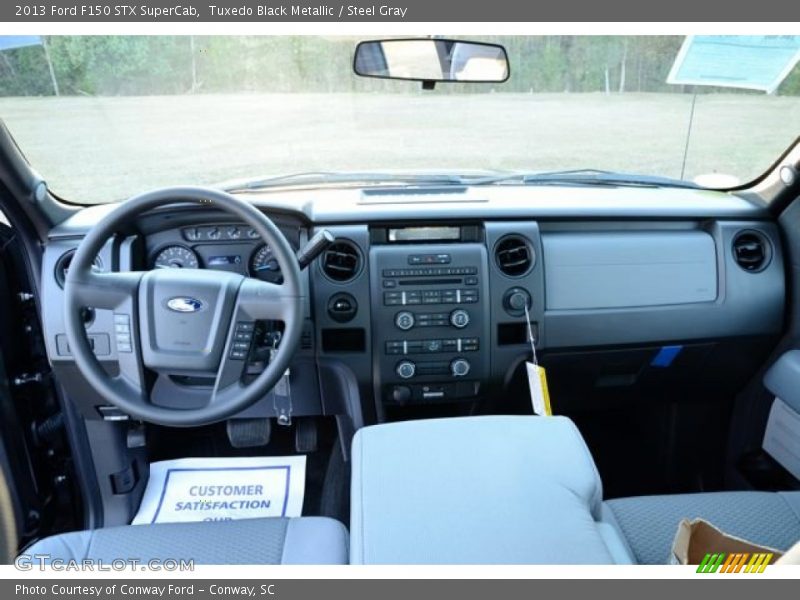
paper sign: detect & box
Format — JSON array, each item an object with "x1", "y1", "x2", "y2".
[
  {"x1": 667, "y1": 35, "x2": 800, "y2": 93},
  {"x1": 526, "y1": 361, "x2": 552, "y2": 416},
  {"x1": 132, "y1": 456, "x2": 306, "y2": 525}
]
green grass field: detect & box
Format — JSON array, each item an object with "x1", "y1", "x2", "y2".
[{"x1": 1, "y1": 92, "x2": 798, "y2": 203}]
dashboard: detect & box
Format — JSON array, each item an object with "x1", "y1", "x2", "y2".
[{"x1": 41, "y1": 186, "x2": 786, "y2": 424}]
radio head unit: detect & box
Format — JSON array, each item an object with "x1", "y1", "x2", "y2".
[{"x1": 369, "y1": 240, "x2": 490, "y2": 407}]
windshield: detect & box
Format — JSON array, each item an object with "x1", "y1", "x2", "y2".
[{"x1": 0, "y1": 35, "x2": 798, "y2": 204}]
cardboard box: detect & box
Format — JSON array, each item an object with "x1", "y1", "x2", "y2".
[{"x1": 670, "y1": 518, "x2": 783, "y2": 568}]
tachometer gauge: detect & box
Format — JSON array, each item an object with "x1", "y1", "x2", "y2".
[
  {"x1": 250, "y1": 244, "x2": 283, "y2": 283},
  {"x1": 152, "y1": 245, "x2": 200, "y2": 269}
]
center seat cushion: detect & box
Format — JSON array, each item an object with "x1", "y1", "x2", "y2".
[{"x1": 350, "y1": 415, "x2": 628, "y2": 564}]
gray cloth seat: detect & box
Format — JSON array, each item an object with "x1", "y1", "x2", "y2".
[
  {"x1": 350, "y1": 415, "x2": 800, "y2": 565},
  {"x1": 350, "y1": 415, "x2": 632, "y2": 564},
  {"x1": 603, "y1": 491, "x2": 800, "y2": 565},
  {"x1": 21, "y1": 516, "x2": 348, "y2": 565}
]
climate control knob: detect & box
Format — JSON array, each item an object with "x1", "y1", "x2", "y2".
[
  {"x1": 396, "y1": 360, "x2": 416, "y2": 379},
  {"x1": 450, "y1": 309, "x2": 470, "y2": 329},
  {"x1": 450, "y1": 358, "x2": 471, "y2": 377},
  {"x1": 395, "y1": 311, "x2": 415, "y2": 331}
]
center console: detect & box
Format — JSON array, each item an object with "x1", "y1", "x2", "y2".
[{"x1": 369, "y1": 225, "x2": 491, "y2": 405}]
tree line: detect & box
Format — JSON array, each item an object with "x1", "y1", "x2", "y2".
[{"x1": 1, "y1": 36, "x2": 798, "y2": 97}]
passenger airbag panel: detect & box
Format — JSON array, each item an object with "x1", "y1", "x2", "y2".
[{"x1": 543, "y1": 231, "x2": 717, "y2": 309}]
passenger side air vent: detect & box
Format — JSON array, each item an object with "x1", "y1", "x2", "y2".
[
  {"x1": 495, "y1": 235, "x2": 534, "y2": 277},
  {"x1": 732, "y1": 231, "x2": 771, "y2": 273},
  {"x1": 321, "y1": 240, "x2": 361, "y2": 282}
]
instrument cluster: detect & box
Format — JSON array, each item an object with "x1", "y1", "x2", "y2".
[{"x1": 149, "y1": 223, "x2": 284, "y2": 283}]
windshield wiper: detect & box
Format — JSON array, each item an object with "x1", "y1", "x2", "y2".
[
  {"x1": 486, "y1": 169, "x2": 703, "y2": 188},
  {"x1": 221, "y1": 171, "x2": 466, "y2": 192},
  {"x1": 466, "y1": 169, "x2": 700, "y2": 189},
  {"x1": 221, "y1": 168, "x2": 700, "y2": 193}
]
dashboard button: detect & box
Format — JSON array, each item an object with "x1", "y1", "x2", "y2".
[
  {"x1": 395, "y1": 311, "x2": 415, "y2": 331},
  {"x1": 442, "y1": 339, "x2": 458, "y2": 351},
  {"x1": 450, "y1": 309, "x2": 470, "y2": 329},
  {"x1": 425, "y1": 340, "x2": 442, "y2": 352},
  {"x1": 396, "y1": 360, "x2": 416, "y2": 379},
  {"x1": 391, "y1": 385, "x2": 413, "y2": 404},
  {"x1": 451, "y1": 358, "x2": 471, "y2": 377}
]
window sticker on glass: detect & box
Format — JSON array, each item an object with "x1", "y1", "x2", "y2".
[{"x1": 668, "y1": 35, "x2": 800, "y2": 93}]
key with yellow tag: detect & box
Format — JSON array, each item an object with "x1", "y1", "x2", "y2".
[{"x1": 524, "y1": 304, "x2": 552, "y2": 416}]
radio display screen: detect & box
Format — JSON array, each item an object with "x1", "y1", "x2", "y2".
[{"x1": 388, "y1": 226, "x2": 460, "y2": 242}]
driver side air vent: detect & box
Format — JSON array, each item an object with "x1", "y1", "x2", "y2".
[
  {"x1": 732, "y1": 231, "x2": 771, "y2": 273},
  {"x1": 321, "y1": 240, "x2": 362, "y2": 282},
  {"x1": 495, "y1": 235, "x2": 534, "y2": 277},
  {"x1": 55, "y1": 249, "x2": 104, "y2": 288}
]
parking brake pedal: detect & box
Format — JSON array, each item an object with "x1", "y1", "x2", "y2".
[
  {"x1": 226, "y1": 418, "x2": 272, "y2": 448},
  {"x1": 295, "y1": 418, "x2": 318, "y2": 454}
]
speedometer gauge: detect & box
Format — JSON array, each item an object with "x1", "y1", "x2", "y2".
[
  {"x1": 152, "y1": 245, "x2": 200, "y2": 269},
  {"x1": 250, "y1": 244, "x2": 283, "y2": 283}
]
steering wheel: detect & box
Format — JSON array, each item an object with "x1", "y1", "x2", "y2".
[{"x1": 63, "y1": 187, "x2": 304, "y2": 427}]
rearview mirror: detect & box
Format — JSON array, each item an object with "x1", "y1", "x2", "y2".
[{"x1": 354, "y1": 39, "x2": 510, "y2": 84}]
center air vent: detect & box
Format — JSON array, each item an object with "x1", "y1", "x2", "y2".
[
  {"x1": 732, "y1": 231, "x2": 770, "y2": 273},
  {"x1": 495, "y1": 235, "x2": 534, "y2": 277},
  {"x1": 321, "y1": 240, "x2": 361, "y2": 282}
]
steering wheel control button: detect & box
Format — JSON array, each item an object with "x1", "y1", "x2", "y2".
[
  {"x1": 230, "y1": 322, "x2": 255, "y2": 360},
  {"x1": 113, "y1": 313, "x2": 133, "y2": 353},
  {"x1": 395, "y1": 311, "x2": 415, "y2": 331},
  {"x1": 450, "y1": 358, "x2": 471, "y2": 377},
  {"x1": 450, "y1": 309, "x2": 470, "y2": 328},
  {"x1": 396, "y1": 360, "x2": 416, "y2": 379}
]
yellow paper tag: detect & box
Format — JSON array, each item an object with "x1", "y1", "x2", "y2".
[{"x1": 526, "y1": 361, "x2": 552, "y2": 416}]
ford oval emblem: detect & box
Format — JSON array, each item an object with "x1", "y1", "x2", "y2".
[{"x1": 166, "y1": 297, "x2": 204, "y2": 313}]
